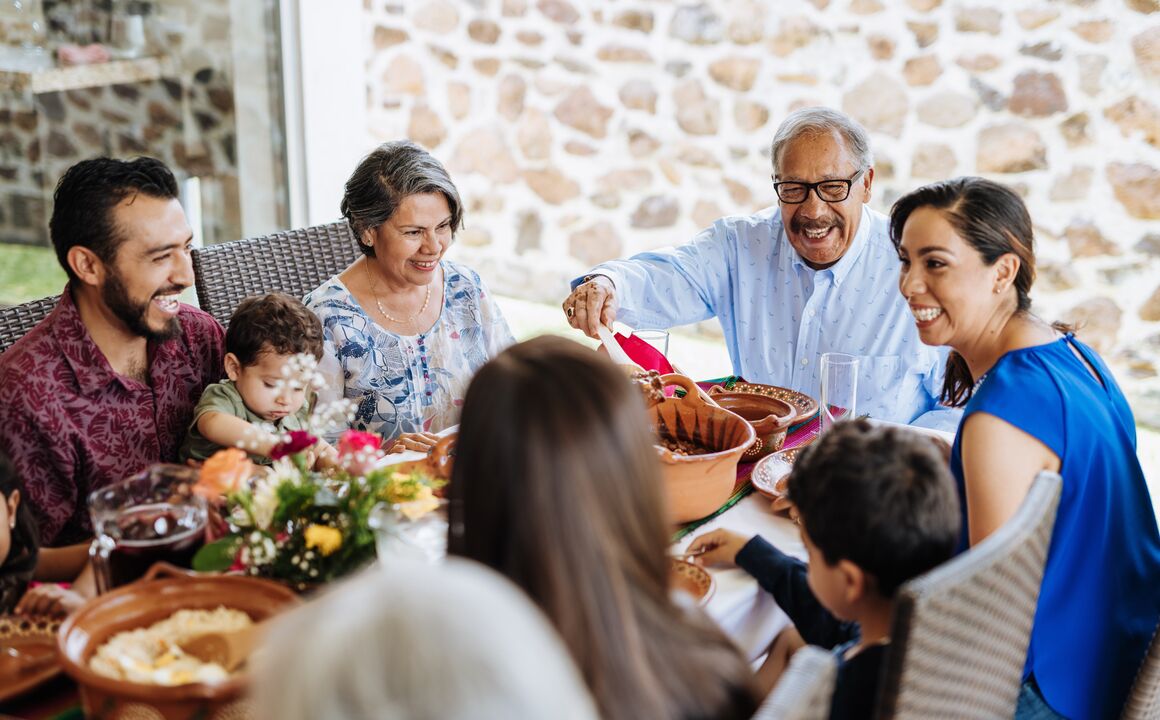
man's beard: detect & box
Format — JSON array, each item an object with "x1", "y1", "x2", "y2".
[{"x1": 102, "y1": 269, "x2": 183, "y2": 343}]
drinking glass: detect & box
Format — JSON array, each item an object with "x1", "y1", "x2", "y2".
[
  {"x1": 820, "y1": 352, "x2": 859, "y2": 433},
  {"x1": 631, "y1": 329, "x2": 670, "y2": 356},
  {"x1": 369, "y1": 499, "x2": 448, "y2": 564},
  {"x1": 88, "y1": 464, "x2": 207, "y2": 594}
]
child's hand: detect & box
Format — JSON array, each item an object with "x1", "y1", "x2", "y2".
[
  {"x1": 685, "y1": 529, "x2": 752, "y2": 568},
  {"x1": 15, "y1": 584, "x2": 87, "y2": 619}
]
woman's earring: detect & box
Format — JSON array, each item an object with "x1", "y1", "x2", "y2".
[{"x1": 993, "y1": 286, "x2": 1002, "y2": 294}]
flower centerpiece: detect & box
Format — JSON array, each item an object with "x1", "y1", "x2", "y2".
[{"x1": 191, "y1": 355, "x2": 446, "y2": 589}]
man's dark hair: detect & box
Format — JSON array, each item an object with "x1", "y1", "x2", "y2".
[
  {"x1": 49, "y1": 157, "x2": 180, "y2": 284},
  {"x1": 787, "y1": 419, "x2": 960, "y2": 597},
  {"x1": 225, "y1": 293, "x2": 324, "y2": 367}
]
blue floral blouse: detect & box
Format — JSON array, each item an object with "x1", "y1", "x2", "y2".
[{"x1": 304, "y1": 260, "x2": 514, "y2": 441}]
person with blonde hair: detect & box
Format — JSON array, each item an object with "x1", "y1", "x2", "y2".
[
  {"x1": 449, "y1": 335, "x2": 760, "y2": 720},
  {"x1": 253, "y1": 558, "x2": 599, "y2": 720}
]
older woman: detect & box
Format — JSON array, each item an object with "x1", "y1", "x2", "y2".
[
  {"x1": 891, "y1": 177, "x2": 1160, "y2": 720},
  {"x1": 448, "y1": 336, "x2": 760, "y2": 720},
  {"x1": 305, "y1": 141, "x2": 513, "y2": 447}
]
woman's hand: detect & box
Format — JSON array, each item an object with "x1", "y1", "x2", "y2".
[
  {"x1": 685, "y1": 528, "x2": 752, "y2": 568},
  {"x1": 562, "y1": 276, "x2": 617, "y2": 339},
  {"x1": 388, "y1": 432, "x2": 442, "y2": 454},
  {"x1": 15, "y1": 584, "x2": 87, "y2": 619}
]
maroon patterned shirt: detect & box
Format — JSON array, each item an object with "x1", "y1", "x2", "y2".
[{"x1": 0, "y1": 289, "x2": 224, "y2": 546}]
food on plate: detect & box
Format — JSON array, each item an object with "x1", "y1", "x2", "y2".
[{"x1": 89, "y1": 607, "x2": 252, "y2": 686}]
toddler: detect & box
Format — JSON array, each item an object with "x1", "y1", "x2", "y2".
[{"x1": 181, "y1": 293, "x2": 334, "y2": 467}]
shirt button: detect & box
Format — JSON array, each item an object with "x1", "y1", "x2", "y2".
[
  {"x1": 808, "y1": 309, "x2": 816, "y2": 318},
  {"x1": 801, "y1": 358, "x2": 809, "y2": 366}
]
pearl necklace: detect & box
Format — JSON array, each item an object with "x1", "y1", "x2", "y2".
[{"x1": 365, "y1": 261, "x2": 432, "y2": 327}]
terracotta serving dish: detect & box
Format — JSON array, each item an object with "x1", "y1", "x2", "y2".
[
  {"x1": 652, "y1": 374, "x2": 756, "y2": 524},
  {"x1": 707, "y1": 389, "x2": 797, "y2": 460},
  {"x1": 58, "y1": 563, "x2": 300, "y2": 720}
]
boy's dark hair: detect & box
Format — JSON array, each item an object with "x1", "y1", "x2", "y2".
[
  {"x1": 50, "y1": 157, "x2": 180, "y2": 284},
  {"x1": 0, "y1": 450, "x2": 39, "y2": 581},
  {"x1": 225, "y1": 293, "x2": 324, "y2": 366},
  {"x1": 787, "y1": 419, "x2": 960, "y2": 597}
]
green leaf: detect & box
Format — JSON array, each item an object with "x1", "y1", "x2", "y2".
[{"x1": 193, "y1": 536, "x2": 242, "y2": 572}]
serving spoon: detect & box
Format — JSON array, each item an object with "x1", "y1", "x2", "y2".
[{"x1": 176, "y1": 620, "x2": 267, "y2": 672}]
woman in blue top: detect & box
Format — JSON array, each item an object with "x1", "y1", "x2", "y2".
[{"x1": 890, "y1": 176, "x2": 1160, "y2": 720}]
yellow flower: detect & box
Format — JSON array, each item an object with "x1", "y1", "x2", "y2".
[{"x1": 304, "y1": 524, "x2": 343, "y2": 556}]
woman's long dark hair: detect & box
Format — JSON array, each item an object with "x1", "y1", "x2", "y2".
[
  {"x1": 0, "y1": 451, "x2": 39, "y2": 612},
  {"x1": 889, "y1": 177, "x2": 1041, "y2": 407},
  {"x1": 448, "y1": 336, "x2": 758, "y2": 720}
]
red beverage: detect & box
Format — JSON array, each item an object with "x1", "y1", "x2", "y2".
[{"x1": 100, "y1": 503, "x2": 206, "y2": 588}]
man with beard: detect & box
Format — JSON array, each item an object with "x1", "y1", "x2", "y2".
[
  {"x1": 562, "y1": 107, "x2": 957, "y2": 430},
  {"x1": 0, "y1": 157, "x2": 223, "y2": 580}
]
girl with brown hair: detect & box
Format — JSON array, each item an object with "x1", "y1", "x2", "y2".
[{"x1": 448, "y1": 335, "x2": 759, "y2": 720}]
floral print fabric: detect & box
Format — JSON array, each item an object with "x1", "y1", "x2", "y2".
[
  {"x1": 304, "y1": 260, "x2": 514, "y2": 442},
  {"x1": 0, "y1": 289, "x2": 225, "y2": 545}
]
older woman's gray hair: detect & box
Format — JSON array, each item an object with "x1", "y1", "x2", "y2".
[
  {"x1": 769, "y1": 107, "x2": 874, "y2": 176},
  {"x1": 341, "y1": 140, "x2": 464, "y2": 258},
  {"x1": 253, "y1": 558, "x2": 599, "y2": 720}
]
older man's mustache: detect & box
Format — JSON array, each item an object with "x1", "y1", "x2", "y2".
[{"x1": 791, "y1": 216, "x2": 845, "y2": 234}]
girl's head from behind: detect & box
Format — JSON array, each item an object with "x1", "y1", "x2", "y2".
[
  {"x1": 0, "y1": 451, "x2": 37, "y2": 569},
  {"x1": 449, "y1": 335, "x2": 669, "y2": 606},
  {"x1": 448, "y1": 336, "x2": 757, "y2": 720}
]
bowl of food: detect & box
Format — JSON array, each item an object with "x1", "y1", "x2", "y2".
[
  {"x1": 706, "y1": 389, "x2": 798, "y2": 460},
  {"x1": 652, "y1": 374, "x2": 755, "y2": 524},
  {"x1": 58, "y1": 563, "x2": 300, "y2": 720}
]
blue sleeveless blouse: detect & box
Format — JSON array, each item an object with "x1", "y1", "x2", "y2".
[{"x1": 950, "y1": 335, "x2": 1160, "y2": 720}]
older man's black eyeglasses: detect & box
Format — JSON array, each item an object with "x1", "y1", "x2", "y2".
[{"x1": 772, "y1": 168, "x2": 867, "y2": 204}]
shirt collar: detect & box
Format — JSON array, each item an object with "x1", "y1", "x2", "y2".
[
  {"x1": 52, "y1": 287, "x2": 138, "y2": 396},
  {"x1": 787, "y1": 204, "x2": 872, "y2": 288}
]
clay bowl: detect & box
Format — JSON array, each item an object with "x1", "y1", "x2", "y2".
[
  {"x1": 707, "y1": 389, "x2": 797, "y2": 461},
  {"x1": 652, "y1": 374, "x2": 756, "y2": 524},
  {"x1": 58, "y1": 563, "x2": 300, "y2": 720}
]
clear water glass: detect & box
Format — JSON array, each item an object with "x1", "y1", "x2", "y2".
[
  {"x1": 631, "y1": 329, "x2": 670, "y2": 356},
  {"x1": 820, "y1": 352, "x2": 859, "y2": 433}
]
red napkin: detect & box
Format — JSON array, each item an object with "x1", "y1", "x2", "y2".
[{"x1": 614, "y1": 331, "x2": 676, "y2": 374}]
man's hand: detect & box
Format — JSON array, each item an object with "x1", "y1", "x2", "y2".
[
  {"x1": 562, "y1": 276, "x2": 617, "y2": 339},
  {"x1": 685, "y1": 528, "x2": 752, "y2": 568}
]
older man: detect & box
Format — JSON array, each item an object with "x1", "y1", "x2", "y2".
[
  {"x1": 0, "y1": 157, "x2": 224, "y2": 578},
  {"x1": 563, "y1": 107, "x2": 957, "y2": 430}
]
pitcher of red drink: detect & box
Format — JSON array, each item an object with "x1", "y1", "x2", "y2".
[{"x1": 87, "y1": 464, "x2": 208, "y2": 593}]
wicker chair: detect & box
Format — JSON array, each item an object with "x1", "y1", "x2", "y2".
[
  {"x1": 0, "y1": 294, "x2": 59, "y2": 356},
  {"x1": 752, "y1": 646, "x2": 838, "y2": 720},
  {"x1": 191, "y1": 220, "x2": 360, "y2": 326},
  {"x1": 1123, "y1": 623, "x2": 1160, "y2": 719},
  {"x1": 875, "y1": 470, "x2": 1062, "y2": 720}
]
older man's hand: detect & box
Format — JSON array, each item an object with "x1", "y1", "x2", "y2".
[{"x1": 562, "y1": 275, "x2": 617, "y2": 339}]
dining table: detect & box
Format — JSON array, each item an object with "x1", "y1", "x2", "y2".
[{"x1": 1, "y1": 419, "x2": 953, "y2": 718}]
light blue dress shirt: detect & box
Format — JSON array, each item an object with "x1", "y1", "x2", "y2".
[{"x1": 579, "y1": 205, "x2": 960, "y2": 431}]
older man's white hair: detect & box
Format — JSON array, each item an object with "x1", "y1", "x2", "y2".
[
  {"x1": 253, "y1": 558, "x2": 599, "y2": 720},
  {"x1": 770, "y1": 106, "x2": 875, "y2": 176}
]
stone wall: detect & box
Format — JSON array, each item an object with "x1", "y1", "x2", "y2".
[
  {"x1": 385, "y1": 1, "x2": 1154, "y2": 424},
  {"x1": 0, "y1": 0, "x2": 241, "y2": 245}
]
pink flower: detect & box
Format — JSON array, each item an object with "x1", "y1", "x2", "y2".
[
  {"x1": 270, "y1": 430, "x2": 319, "y2": 460},
  {"x1": 338, "y1": 430, "x2": 384, "y2": 476}
]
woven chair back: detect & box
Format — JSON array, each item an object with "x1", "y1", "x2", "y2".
[
  {"x1": 753, "y1": 646, "x2": 838, "y2": 720},
  {"x1": 192, "y1": 220, "x2": 359, "y2": 326},
  {"x1": 1123, "y1": 622, "x2": 1160, "y2": 719},
  {"x1": 0, "y1": 294, "x2": 59, "y2": 356},
  {"x1": 876, "y1": 471, "x2": 1062, "y2": 720}
]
